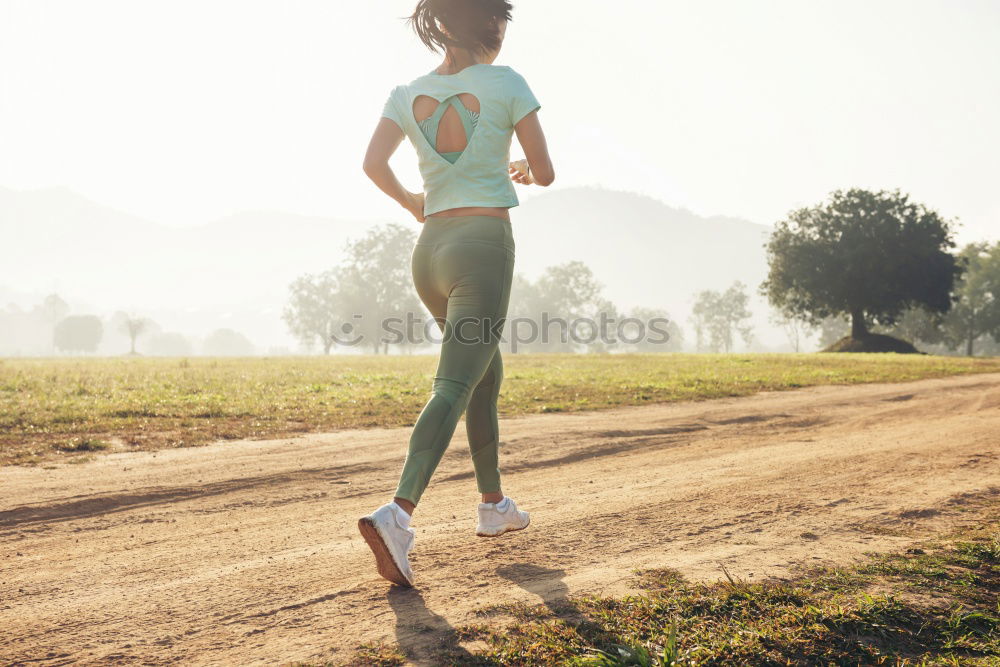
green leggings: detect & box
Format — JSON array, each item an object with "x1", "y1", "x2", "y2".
[{"x1": 394, "y1": 215, "x2": 516, "y2": 506}]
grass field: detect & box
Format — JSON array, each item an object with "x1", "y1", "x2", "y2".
[
  {"x1": 345, "y1": 498, "x2": 1000, "y2": 666},
  {"x1": 2, "y1": 353, "x2": 999, "y2": 466}
]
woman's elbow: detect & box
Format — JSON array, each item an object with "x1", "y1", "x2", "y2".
[
  {"x1": 534, "y1": 166, "x2": 555, "y2": 187},
  {"x1": 362, "y1": 156, "x2": 386, "y2": 178}
]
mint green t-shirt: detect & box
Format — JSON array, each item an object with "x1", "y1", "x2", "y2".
[{"x1": 380, "y1": 63, "x2": 541, "y2": 217}]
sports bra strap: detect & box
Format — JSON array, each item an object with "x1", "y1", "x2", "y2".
[{"x1": 422, "y1": 95, "x2": 476, "y2": 148}]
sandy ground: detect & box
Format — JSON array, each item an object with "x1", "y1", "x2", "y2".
[{"x1": 2, "y1": 372, "x2": 999, "y2": 665}]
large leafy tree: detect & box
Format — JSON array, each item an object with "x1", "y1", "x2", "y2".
[{"x1": 762, "y1": 188, "x2": 960, "y2": 339}]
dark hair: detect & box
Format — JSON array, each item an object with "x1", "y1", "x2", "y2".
[{"x1": 406, "y1": 0, "x2": 513, "y2": 56}]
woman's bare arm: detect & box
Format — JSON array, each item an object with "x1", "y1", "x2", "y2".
[
  {"x1": 362, "y1": 117, "x2": 425, "y2": 222},
  {"x1": 510, "y1": 111, "x2": 554, "y2": 186}
]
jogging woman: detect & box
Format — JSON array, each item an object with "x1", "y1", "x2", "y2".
[{"x1": 358, "y1": 0, "x2": 554, "y2": 587}]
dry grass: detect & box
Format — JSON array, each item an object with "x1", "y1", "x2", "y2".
[{"x1": 2, "y1": 353, "x2": 998, "y2": 465}]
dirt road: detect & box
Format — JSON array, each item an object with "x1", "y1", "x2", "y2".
[{"x1": 3, "y1": 373, "x2": 999, "y2": 665}]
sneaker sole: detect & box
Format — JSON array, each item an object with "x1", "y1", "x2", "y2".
[
  {"x1": 357, "y1": 517, "x2": 413, "y2": 587},
  {"x1": 476, "y1": 513, "x2": 530, "y2": 538}
]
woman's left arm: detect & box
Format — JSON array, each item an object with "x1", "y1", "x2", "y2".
[{"x1": 363, "y1": 117, "x2": 425, "y2": 223}]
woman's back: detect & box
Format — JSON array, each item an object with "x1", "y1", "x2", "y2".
[{"x1": 381, "y1": 63, "x2": 540, "y2": 218}]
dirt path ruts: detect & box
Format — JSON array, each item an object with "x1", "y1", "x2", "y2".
[{"x1": 2, "y1": 372, "x2": 999, "y2": 665}]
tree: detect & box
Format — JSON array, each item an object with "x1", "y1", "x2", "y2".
[
  {"x1": 623, "y1": 307, "x2": 684, "y2": 352},
  {"x1": 870, "y1": 243, "x2": 1000, "y2": 356},
  {"x1": 505, "y1": 273, "x2": 544, "y2": 353},
  {"x1": 938, "y1": 242, "x2": 1000, "y2": 356},
  {"x1": 761, "y1": 188, "x2": 961, "y2": 342},
  {"x1": 769, "y1": 310, "x2": 816, "y2": 353},
  {"x1": 284, "y1": 270, "x2": 342, "y2": 354},
  {"x1": 202, "y1": 328, "x2": 255, "y2": 356},
  {"x1": 535, "y1": 261, "x2": 603, "y2": 319},
  {"x1": 283, "y1": 223, "x2": 421, "y2": 354},
  {"x1": 537, "y1": 261, "x2": 605, "y2": 352},
  {"x1": 118, "y1": 315, "x2": 151, "y2": 355},
  {"x1": 874, "y1": 307, "x2": 945, "y2": 348},
  {"x1": 505, "y1": 261, "x2": 606, "y2": 353},
  {"x1": 818, "y1": 315, "x2": 850, "y2": 348},
  {"x1": 690, "y1": 281, "x2": 753, "y2": 353},
  {"x1": 39, "y1": 294, "x2": 69, "y2": 324},
  {"x1": 147, "y1": 332, "x2": 194, "y2": 356},
  {"x1": 31, "y1": 294, "x2": 70, "y2": 354},
  {"x1": 339, "y1": 223, "x2": 422, "y2": 354},
  {"x1": 53, "y1": 315, "x2": 103, "y2": 353}
]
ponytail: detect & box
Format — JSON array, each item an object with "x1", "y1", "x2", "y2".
[{"x1": 406, "y1": 0, "x2": 514, "y2": 55}]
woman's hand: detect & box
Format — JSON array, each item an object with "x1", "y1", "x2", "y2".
[
  {"x1": 508, "y1": 159, "x2": 535, "y2": 186},
  {"x1": 401, "y1": 191, "x2": 426, "y2": 223},
  {"x1": 512, "y1": 113, "x2": 554, "y2": 186}
]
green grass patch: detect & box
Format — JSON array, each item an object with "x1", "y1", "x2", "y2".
[{"x1": 2, "y1": 353, "x2": 998, "y2": 465}]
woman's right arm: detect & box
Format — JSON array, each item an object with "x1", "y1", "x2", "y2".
[
  {"x1": 511, "y1": 111, "x2": 554, "y2": 186},
  {"x1": 363, "y1": 117, "x2": 425, "y2": 222}
]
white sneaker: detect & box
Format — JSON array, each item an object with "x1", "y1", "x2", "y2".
[
  {"x1": 476, "y1": 496, "x2": 530, "y2": 537},
  {"x1": 358, "y1": 502, "x2": 415, "y2": 587}
]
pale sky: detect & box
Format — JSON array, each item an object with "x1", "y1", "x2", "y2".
[{"x1": 2, "y1": 0, "x2": 998, "y2": 243}]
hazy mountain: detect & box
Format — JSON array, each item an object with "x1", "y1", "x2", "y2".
[
  {"x1": 0, "y1": 186, "x2": 369, "y2": 348},
  {"x1": 513, "y1": 186, "x2": 772, "y2": 317},
  {"x1": 0, "y1": 185, "x2": 364, "y2": 306},
  {"x1": 1, "y1": 184, "x2": 779, "y2": 350}
]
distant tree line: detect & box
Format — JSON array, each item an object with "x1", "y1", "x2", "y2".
[
  {"x1": 0, "y1": 294, "x2": 255, "y2": 356},
  {"x1": 7, "y1": 188, "x2": 993, "y2": 357},
  {"x1": 505, "y1": 260, "x2": 683, "y2": 354},
  {"x1": 284, "y1": 223, "x2": 684, "y2": 355},
  {"x1": 284, "y1": 191, "x2": 999, "y2": 357}
]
